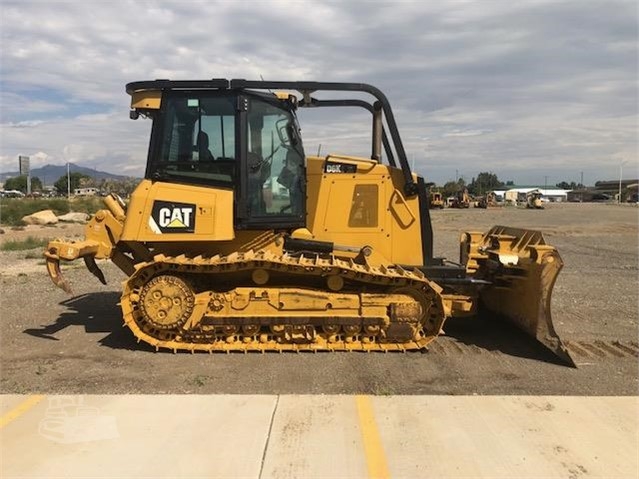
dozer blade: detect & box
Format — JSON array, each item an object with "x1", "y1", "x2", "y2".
[{"x1": 463, "y1": 226, "x2": 576, "y2": 367}]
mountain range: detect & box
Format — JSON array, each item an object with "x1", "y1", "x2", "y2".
[{"x1": 0, "y1": 163, "x2": 136, "y2": 185}]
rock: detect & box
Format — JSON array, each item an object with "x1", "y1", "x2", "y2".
[
  {"x1": 0, "y1": 228, "x2": 4, "y2": 234},
  {"x1": 21, "y1": 209, "x2": 59, "y2": 225},
  {"x1": 57, "y1": 212, "x2": 90, "y2": 223}
]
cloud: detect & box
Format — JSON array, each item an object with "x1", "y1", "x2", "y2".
[
  {"x1": 0, "y1": 0, "x2": 636, "y2": 185},
  {"x1": 4, "y1": 120, "x2": 45, "y2": 128},
  {"x1": 443, "y1": 129, "x2": 491, "y2": 138}
]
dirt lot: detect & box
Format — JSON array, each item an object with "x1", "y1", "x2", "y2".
[{"x1": 1, "y1": 203, "x2": 637, "y2": 395}]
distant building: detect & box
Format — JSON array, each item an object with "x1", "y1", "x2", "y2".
[
  {"x1": 502, "y1": 187, "x2": 570, "y2": 204},
  {"x1": 538, "y1": 189, "x2": 570, "y2": 202},
  {"x1": 567, "y1": 190, "x2": 611, "y2": 202},
  {"x1": 567, "y1": 179, "x2": 639, "y2": 203},
  {"x1": 593, "y1": 179, "x2": 639, "y2": 203},
  {"x1": 73, "y1": 187, "x2": 98, "y2": 196},
  {"x1": 491, "y1": 190, "x2": 506, "y2": 202},
  {"x1": 594, "y1": 179, "x2": 638, "y2": 191}
]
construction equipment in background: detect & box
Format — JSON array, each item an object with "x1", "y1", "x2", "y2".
[
  {"x1": 450, "y1": 188, "x2": 471, "y2": 208},
  {"x1": 486, "y1": 191, "x2": 499, "y2": 207},
  {"x1": 473, "y1": 196, "x2": 488, "y2": 208},
  {"x1": 429, "y1": 191, "x2": 444, "y2": 209},
  {"x1": 474, "y1": 192, "x2": 499, "y2": 208},
  {"x1": 526, "y1": 190, "x2": 545, "y2": 209},
  {"x1": 44, "y1": 79, "x2": 573, "y2": 366}
]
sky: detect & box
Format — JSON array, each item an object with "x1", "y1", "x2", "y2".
[{"x1": 0, "y1": 0, "x2": 637, "y2": 187}]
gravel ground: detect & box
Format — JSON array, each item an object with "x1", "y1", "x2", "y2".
[{"x1": 1, "y1": 203, "x2": 637, "y2": 395}]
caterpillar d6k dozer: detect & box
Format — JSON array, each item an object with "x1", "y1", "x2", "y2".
[{"x1": 44, "y1": 79, "x2": 574, "y2": 366}]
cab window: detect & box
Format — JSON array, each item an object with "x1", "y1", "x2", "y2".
[
  {"x1": 151, "y1": 95, "x2": 237, "y2": 187},
  {"x1": 245, "y1": 98, "x2": 305, "y2": 219}
]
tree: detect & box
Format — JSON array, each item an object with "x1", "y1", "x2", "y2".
[
  {"x1": 556, "y1": 181, "x2": 583, "y2": 190},
  {"x1": 79, "y1": 175, "x2": 97, "y2": 188},
  {"x1": 53, "y1": 172, "x2": 92, "y2": 194},
  {"x1": 467, "y1": 172, "x2": 504, "y2": 195},
  {"x1": 442, "y1": 178, "x2": 466, "y2": 197},
  {"x1": 3, "y1": 175, "x2": 43, "y2": 193},
  {"x1": 96, "y1": 177, "x2": 139, "y2": 197}
]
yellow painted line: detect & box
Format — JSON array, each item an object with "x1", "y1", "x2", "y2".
[
  {"x1": 0, "y1": 395, "x2": 45, "y2": 429},
  {"x1": 356, "y1": 395, "x2": 390, "y2": 479}
]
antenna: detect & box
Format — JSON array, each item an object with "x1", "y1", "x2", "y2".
[
  {"x1": 260, "y1": 74, "x2": 273, "y2": 94},
  {"x1": 317, "y1": 144, "x2": 322, "y2": 156}
]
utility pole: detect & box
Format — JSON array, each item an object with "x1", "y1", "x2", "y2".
[
  {"x1": 67, "y1": 162, "x2": 71, "y2": 199},
  {"x1": 618, "y1": 161, "x2": 624, "y2": 204},
  {"x1": 19, "y1": 155, "x2": 31, "y2": 195},
  {"x1": 580, "y1": 171, "x2": 584, "y2": 187}
]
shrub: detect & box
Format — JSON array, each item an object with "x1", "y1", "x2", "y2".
[
  {"x1": 69, "y1": 197, "x2": 103, "y2": 215},
  {"x1": 1, "y1": 236, "x2": 50, "y2": 251},
  {"x1": 0, "y1": 197, "x2": 103, "y2": 226}
]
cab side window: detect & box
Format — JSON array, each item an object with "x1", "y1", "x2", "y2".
[{"x1": 246, "y1": 98, "x2": 305, "y2": 218}]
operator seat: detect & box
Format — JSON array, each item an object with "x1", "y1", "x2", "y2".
[{"x1": 278, "y1": 149, "x2": 304, "y2": 215}]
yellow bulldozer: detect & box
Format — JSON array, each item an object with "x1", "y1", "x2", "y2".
[
  {"x1": 429, "y1": 191, "x2": 444, "y2": 209},
  {"x1": 526, "y1": 190, "x2": 545, "y2": 209},
  {"x1": 44, "y1": 79, "x2": 573, "y2": 365},
  {"x1": 450, "y1": 188, "x2": 471, "y2": 208}
]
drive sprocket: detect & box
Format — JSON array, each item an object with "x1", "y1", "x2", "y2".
[{"x1": 138, "y1": 274, "x2": 195, "y2": 330}]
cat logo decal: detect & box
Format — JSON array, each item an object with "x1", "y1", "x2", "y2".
[{"x1": 149, "y1": 201, "x2": 196, "y2": 234}]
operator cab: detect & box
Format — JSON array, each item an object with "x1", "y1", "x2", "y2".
[{"x1": 143, "y1": 87, "x2": 306, "y2": 229}]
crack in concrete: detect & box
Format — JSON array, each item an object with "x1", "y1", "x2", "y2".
[{"x1": 258, "y1": 394, "x2": 280, "y2": 479}]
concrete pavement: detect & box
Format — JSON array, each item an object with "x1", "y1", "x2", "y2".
[{"x1": 1, "y1": 394, "x2": 637, "y2": 478}]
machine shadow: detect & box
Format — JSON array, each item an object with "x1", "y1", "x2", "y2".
[
  {"x1": 23, "y1": 292, "x2": 152, "y2": 351},
  {"x1": 442, "y1": 315, "x2": 567, "y2": 366}
]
